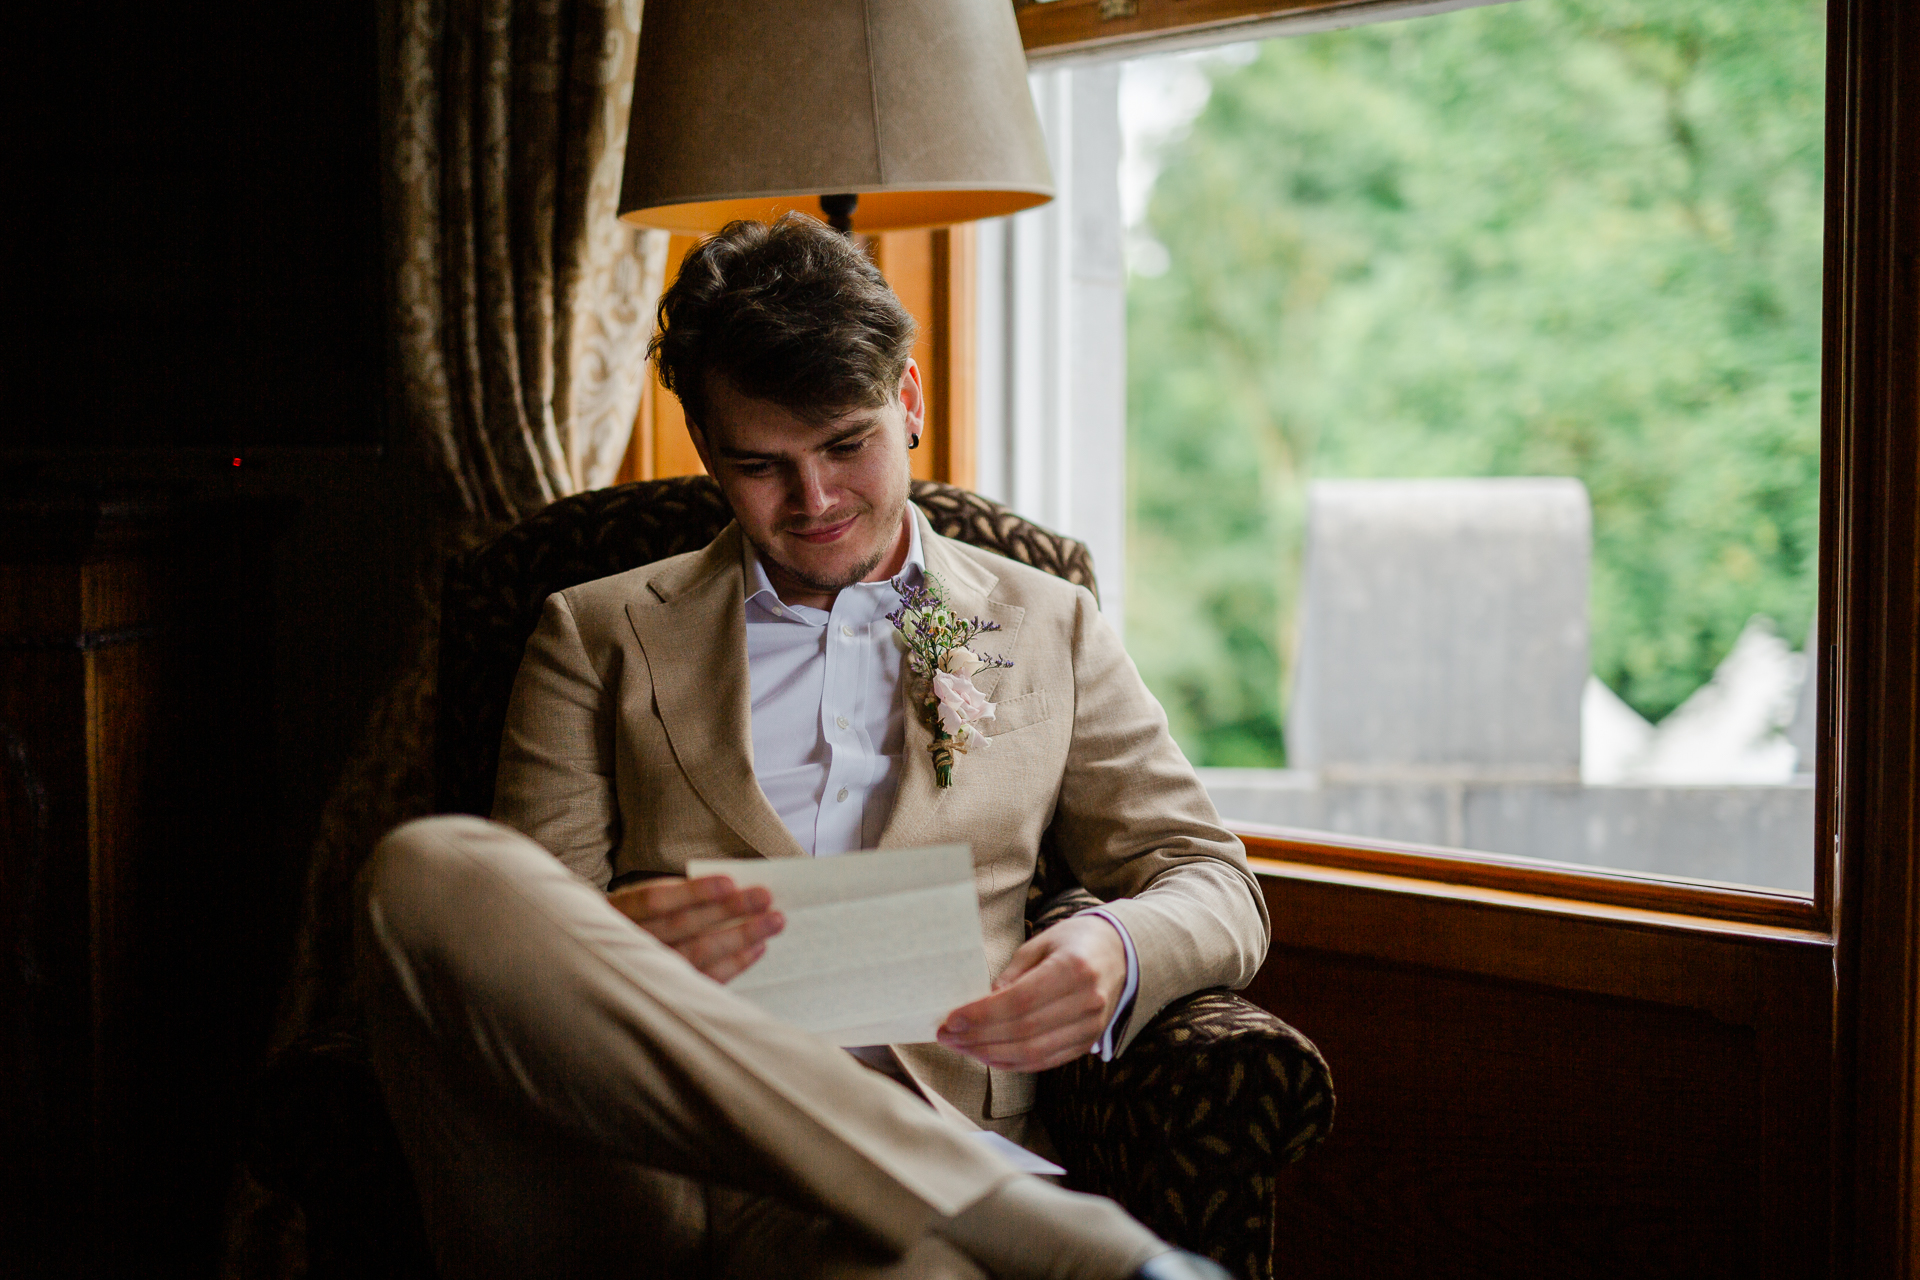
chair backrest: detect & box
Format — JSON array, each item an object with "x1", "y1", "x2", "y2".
[{"x1": 435, "y1": 477, "x2": 1098, "y2": 823}]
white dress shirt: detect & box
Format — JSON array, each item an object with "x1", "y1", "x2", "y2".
[{"x1": 741, "y1": 514, "x2": 1139, "y2": 1060}]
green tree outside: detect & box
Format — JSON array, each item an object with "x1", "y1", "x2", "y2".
[{"x1": 1126, "y1": 0, "x2": 1826, "y2": 766}]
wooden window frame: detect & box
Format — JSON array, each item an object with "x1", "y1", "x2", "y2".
[
  {"x1": 1016, "y1": 0, "x2": 1518, "y2": 63},
  {"x1": 1238, "y1": 824, "x2": 1823, "y2": 931},
  {"x1": 1023, "y1": 0, "x2": 1848, "y2": 932},
  {"x1": 1017, "y1": 0, "x2": 1919, "y2": 1268}
]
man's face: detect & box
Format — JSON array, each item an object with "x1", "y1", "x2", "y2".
[{"x1": 693, "y1": 364, "x2": 924, "y2": 605}]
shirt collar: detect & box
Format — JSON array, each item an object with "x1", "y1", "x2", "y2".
[{"x1": 742, "y1": 507, "x2": 925, "y2": 614}]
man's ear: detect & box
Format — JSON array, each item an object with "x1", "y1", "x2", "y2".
[{"x1": 899, "y1": 360, "x2": 927, "y2": 445}]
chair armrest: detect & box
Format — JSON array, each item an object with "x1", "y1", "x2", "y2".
[
  {"x1": 1037, "y1": 987, "x2": 1335, "y2": 1280},
  {"x1": 1025, "y1": 883, "x2": 1106, "y2": 934}
]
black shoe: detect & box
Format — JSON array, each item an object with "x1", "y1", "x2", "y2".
[{"x1": 1132, "y1": 1250, "x2": 1237, "y2": 1280}]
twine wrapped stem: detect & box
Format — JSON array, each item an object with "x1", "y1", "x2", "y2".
[{"x1": 929, "y1": 724, "x2": 956, "y2": 788}]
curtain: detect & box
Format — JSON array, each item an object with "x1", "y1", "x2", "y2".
[
  {"x1": 224, "y1": 3, "x2": 666, "y2": 1271},
  {"x1": 273, "y1": 0, "x2": 668, "y2": 1048},
  {"x1": 390, "y1": 0, "x2": 666, "y2": 522}
]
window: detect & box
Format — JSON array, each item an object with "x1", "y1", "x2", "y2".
[
  {"x1": 1017, "y1": 2, "x2": 1919, "y2": 1265},
  {"x1": 1103, "y1": 0, "x2": 1826, "y2": 896}
]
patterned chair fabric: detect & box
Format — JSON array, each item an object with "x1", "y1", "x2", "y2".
[
  {"x1": 255, "y1": 477, "x2": 1331, "y2": 1280},
  {"x1": 1025, "y1": 890, "x2": 1335, "y2": 1278}
]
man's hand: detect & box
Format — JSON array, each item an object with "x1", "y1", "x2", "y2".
[
  {"x1": 936, "y1": 916, "x2": 1127, "y2": 1073},
  {"x1": 608, "y1": 875, "x2": 784, "y2": 983}
]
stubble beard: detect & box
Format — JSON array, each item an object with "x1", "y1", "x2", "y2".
[
  {"x1": 756, "y1": 493, "x2": 910, "y2": 595},
  {"x1": 759, "y1": 540, "x2": 890, "y2": 595}
]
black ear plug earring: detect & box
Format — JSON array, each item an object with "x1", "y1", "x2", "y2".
[{"x1": 909, "y1": 434, "x2": 922, "y2": 450}]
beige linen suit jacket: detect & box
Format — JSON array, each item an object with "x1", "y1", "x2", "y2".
[{"x1": 492, "y1": 506, "x2": 1270, "y2": 1132}]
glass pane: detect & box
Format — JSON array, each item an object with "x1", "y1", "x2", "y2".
[{"x1": 1122, "y1": 0, "x2": 1826, "y2": 893}]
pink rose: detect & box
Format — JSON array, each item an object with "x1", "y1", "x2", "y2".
[
  {"x1": 939, "y1": 645, "x2": 983, "y2": 678},
  {"x1": 948, "y1": 722, "x2": 986, "y2": 754},
  {"x1": 932, "y1": 670, "x2": 996, "y2": 739}
]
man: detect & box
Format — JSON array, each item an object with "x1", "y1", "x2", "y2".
[{"x1": 359, "y1": 215, "x2": 1268, "y2": 1280}]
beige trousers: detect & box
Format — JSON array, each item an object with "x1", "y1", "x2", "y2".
[{"x1": 357, "y1": 816, "x2": 1153, "y2": 1280}]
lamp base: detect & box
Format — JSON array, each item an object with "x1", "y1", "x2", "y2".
[{"x1": 819, "y1": 193, "x2": 858, "y2": 236}]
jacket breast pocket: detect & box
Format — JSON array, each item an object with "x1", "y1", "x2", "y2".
[{"x1": 983, "y1": 691, "x2": 1049, "y2": 739}]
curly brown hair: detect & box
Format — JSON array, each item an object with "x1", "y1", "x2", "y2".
[{"x1": 648, "y1": 214, "x2": 919, "y2": 434}]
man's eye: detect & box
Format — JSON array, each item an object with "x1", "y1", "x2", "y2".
[
  {"x1": 734, "y1": 462, "x2": 772, "y2": 478},
  {"x1": 830, "y1": 439, "x2": 867, "y2": 457}
]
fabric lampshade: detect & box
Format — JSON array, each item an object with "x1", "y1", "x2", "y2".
[{"x1": 618, "y1": 0, "x2": 1055, "y2": 234}]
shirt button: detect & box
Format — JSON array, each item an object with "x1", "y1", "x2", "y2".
[
  {"x1": 836, "y1": 715, "x2": 850, "y2": 730},
  {"x1": 841, "y1": 623, "x2": 856, "y2": 638},
  {"x1": 836, "y1": 787, "x2": 850, "y2": 803}
]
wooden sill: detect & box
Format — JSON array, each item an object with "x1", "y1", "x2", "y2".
[{"x1": 1235, "y1": 822, "x2": 1824, "y2": 934}]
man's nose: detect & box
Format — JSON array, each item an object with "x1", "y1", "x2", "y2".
[{"x1": 791, "y1": 460, "x2": 833, "y2": 516}]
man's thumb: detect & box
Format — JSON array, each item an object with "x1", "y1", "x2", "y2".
[{"x1": 992, "y1": 934, "x2": 1052, "y2": 989}]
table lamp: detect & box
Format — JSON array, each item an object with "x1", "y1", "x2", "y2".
[{"x1": 618, "y1": 0, "x2": 1054, "y2": 235}]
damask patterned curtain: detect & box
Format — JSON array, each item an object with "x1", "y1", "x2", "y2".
[
  {"x1": 274, "y1": 0, "x2": 669, "y2": 1040},
  {"x1": 224, "y1": 4, "x2": 668, "y2": 1270},
  {"x1": 269, "y1": 0, "x2": 667, "y2": 1044},
  {"x1": 388, "y1": 0, "x2": 667, "y2": 524}
]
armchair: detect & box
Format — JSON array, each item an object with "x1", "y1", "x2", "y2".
[{"x1": 246, "y1": 478, "x2": 1333, "y2": 1279}]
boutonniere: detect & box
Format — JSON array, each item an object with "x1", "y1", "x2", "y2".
[{"x1": 887, "y1": 574, "x2": 1013, "y2": 788}]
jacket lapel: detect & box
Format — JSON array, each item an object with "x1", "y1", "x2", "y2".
[
  {"x1": 873, "y1": 510, "x2": 1025, "y2": 851},
  {"x1": 624, "y1": 525, "x2": 807, "y2": 861}
]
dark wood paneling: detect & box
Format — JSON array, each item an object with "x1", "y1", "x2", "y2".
[
  {"x1": 1826, "y1": 0, "x2": 1920, "y2": 1273},
  {"x1": 1260, "y1": 959, "x2": 1760, "y2": 1278},
  {"x1": 1244, "y1": 861, "x2": 1832, "y2": 1279},
  {"x1": 0, "y1": 498, "x2": 299, "y2": 1277},
  {"x1": 0, "y1": 637, "x2": 93, "y2": 1278}
]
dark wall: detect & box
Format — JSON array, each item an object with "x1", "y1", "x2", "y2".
[
  {"x1": 6, "y1": 0, "x2": 407, "y2": 856},
  {"x1": 7, "y1": 0, "x2": 387, "y2": 451},
  {"x1": 3, "y1": 3, "x2": 419, "y2": 1273}
]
